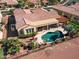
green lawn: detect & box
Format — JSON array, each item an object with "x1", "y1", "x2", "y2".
[{"x1": 0, "y1": 48, "x2": 4, "y2": 59}]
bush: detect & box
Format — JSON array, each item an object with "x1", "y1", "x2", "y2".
[
  {"x1": 17, "y1": 0, "x2": 26, "y2": 8},
  {"x1": 27, "y1": 41, "x2": 40, "y2": 50},
  {"x1": 26, "y1": 32, "x2": 37, "y2": 38},
  {"x1": 1, "y1": 39, "x2": 21, "y2": 55}
]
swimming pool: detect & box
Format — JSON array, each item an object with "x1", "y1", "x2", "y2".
[{"x1": 42, "y1": 31, "x2": 64, "y2": 43}]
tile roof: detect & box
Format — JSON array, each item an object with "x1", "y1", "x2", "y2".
[
  {"x1": 52, "y1": 3, "x2": 79, "y2": 17},
  {"x1": 57, "y1": 16, "x2": 68, "y2": 23},
  {"x1": 28, "y1": 0, "x2": 48, "y2": 4},
  {"x1": 24, "y1": 8, "x2": 60, "y2": 22},
  {"x1": 28, "y1": 0, "x2": 37, "y2": 3},
  {"x1": 69, "y1": 3, "x2": 79, "y2": 10},
  {"x1": 14, "y1": 9, "x2": 26, "y2": 30},
  {"x1": 0, "y1": 0, "x2": 5, "y2": 3},
  {"x1": 14, "y1": 8, "x2": 60, "y2": 30},
  {"x1": 43, "y1": 0, "x2": 48, "y2": 3},
  {"x1": 5, "y1": 0, "x2": 18, "y2": 5}
]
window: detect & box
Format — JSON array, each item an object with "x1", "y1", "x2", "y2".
[
  {"x1": 29, "y1": 29, "x2": 31, "y2": 33},
  {"x1": 26, "y1": 29, "x2": 29, "y2": 33},
  {"x1": 20, "y1": 29, "x2": 24, "y2": 34},
  {"x1": 26, "y1": 28, "x2": 34, "y2": 33},
  {"x1": 31, "y1": 28, "x2": 34, "y2": 32}
]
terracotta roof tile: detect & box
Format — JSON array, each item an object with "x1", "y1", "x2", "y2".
[
  {"x1": 14, "y1": 9, "x2": 26, "y2": 29},
  {"x1": 0, "y1": 0, "x2": 5, "y2": 3},
  {"x1": 28, "y1": 0, "x2": 37, "y2": 3},
  {"x1": 24, "y1": 8, "x2": 60, "y2": 22},
  {"x1": 28, "y1": 0, "x2": 48, "y2": 4},
  {"x1": 57, "y1": 16, "x2": 68, "y2": 23},
  {"x1": 52, "y1": 3, "x2": 79, "y2": 17},
  {"x1": 6, "y1": 0, "x2": 18, "y2": 5},
  {"x1": 14, "y1": 8, "x2": 60, "y2": 29}
]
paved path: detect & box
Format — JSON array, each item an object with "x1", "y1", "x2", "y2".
[{"x1": 20, "y1": 37, "x2": 79, "y2": 59}]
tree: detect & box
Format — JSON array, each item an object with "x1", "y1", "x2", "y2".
[
  {"x1": 1, "y1": 39, "x2": 21, "y2": 55},
  {"x1": 27, "y1": 41, "x2": 40, "y2": 50},
  {"x1": 65, "y1": 20, "x2": 79, "y2": 38},
  {"x1": 17, "y1": 0, "x2": 26, "y2": 8}
]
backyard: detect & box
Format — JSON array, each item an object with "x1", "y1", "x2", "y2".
[
  {"x1": 19, "y1": 37, "x2": 79, "y2": 59},
  {"x1": 2, "y1": 19, "x2": 79, "y2": 59}
]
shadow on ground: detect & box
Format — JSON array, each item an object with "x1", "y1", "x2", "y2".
[{"x1": 6, "y1": 15, "x2": 18, "y2": 37}]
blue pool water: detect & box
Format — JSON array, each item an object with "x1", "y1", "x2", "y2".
[{"x1": 42, "y1": 31, "x2": 64, "y2": 43}]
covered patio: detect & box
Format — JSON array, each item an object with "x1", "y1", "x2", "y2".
[
  {"x1": 23, "y1": 18, "x2": 59, "y2": 35},
  {"x1": 31, "y1": 18, "x2": 59, "y2": 32},
  {"x1": 36, "y1": 24, "x2": 58, "y2": 32}
]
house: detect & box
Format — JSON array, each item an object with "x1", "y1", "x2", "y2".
[
  {"x1": 13, "y1": 8, "x2": 67, "y2": 37},
  {"x1": 26, "y1": 0, "x2": 48, "y2": 8},
  {"x1": 5, "y1": 0, "x2": 18, "y2": 7},
  {"x1": 0, "y1": 0, "x2": 18, "y2": 9},
  {"x1": 28, "y1": 0, "x2": 48, "y2": 4},
  {"x1": 64, "y1": 0, "x2": 79, "y2": 6},
  {"x1": 52, "y1": 3, "x2": 79, "y2": 22},
  {"x1": 0, "y1": 0, "x2": 5, "y2": 9}
]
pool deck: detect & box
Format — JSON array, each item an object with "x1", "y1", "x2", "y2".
[
  {"x1": 35, "y1": 26, "x2": 67, "y2": 44},
  {"x1": 20, "y1": 37, "x2": 79, "y2": 59}
]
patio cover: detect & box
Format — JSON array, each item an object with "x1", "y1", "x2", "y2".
[{"x1": 29, "y1": 18, "x2": 59, "y2": 27}]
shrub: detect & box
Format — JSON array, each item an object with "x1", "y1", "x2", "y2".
[
  {"x1": 26, "y1": 32, "x2": 37, "y2": 38},
  {"x1": 27, "y1": 41, "x2": 40, "y2": 50},
  {"x1": 1, "y1": 39, "x2": 21, "y2": 55}
]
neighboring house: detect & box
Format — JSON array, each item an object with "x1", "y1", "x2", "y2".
[
  {"x1": 64, "y1": 0, "x2": 79, "y2": 6},
  {"x1": 5, "y1": 0, "x2": 18, "y2": 7},
  {"x1": 52, "y1": 3, "x2": 79, "y2": 22},
  {"x1": 27, "y1": 0, "x2": 48, "y2": 8},
  {"x1": 13, "y1": 8, "x2": 67, "y2": 37},
  {"x1": 0, "y1": 0, "x2": 18, "y2": 9}
]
